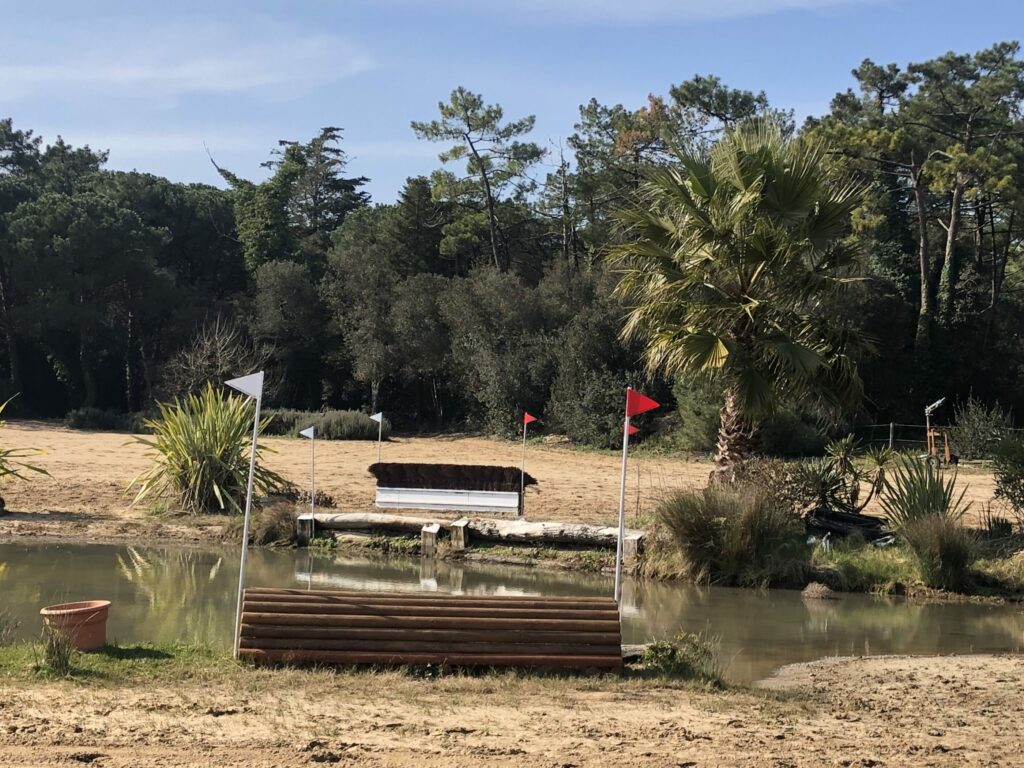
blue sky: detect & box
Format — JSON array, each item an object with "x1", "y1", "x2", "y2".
[{"x1": 3, "y1": 0, "x2": 1022, "y2": 201}]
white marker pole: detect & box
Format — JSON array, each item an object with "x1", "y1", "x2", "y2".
[
  {"x1": 520, "y1": 419, "x2": 528, "y2": 518},
  {"x1": 300, "y1": 426, "x2": 316, "y2": 540},
  {"x1": 226, "y1": 371, "x2": 264, "y2": 659},
  {"x1": 613, "y1": 414, "x2": 631, "y2": 603},
  {"x1": 370, "y1": 412, "x2": 384, "y2": 463}
]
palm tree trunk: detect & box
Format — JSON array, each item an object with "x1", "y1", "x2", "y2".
[{"x1": 712, "y1": 388, "x2": 758, "y2": 480}]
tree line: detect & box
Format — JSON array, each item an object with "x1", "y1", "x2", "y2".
[{"x1": 1, "y1": 41, "x2": 1022, "y2": 449}]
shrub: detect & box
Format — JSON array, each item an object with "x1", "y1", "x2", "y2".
[
  {"x1": 65, "y1": 408, "x2": 153, "y2": 433},
  {"x1": 879, "y1": 456, "x2": 970, "y2": 530},
  {"x1": 657, "y1": 484, "x2": 807, "y2": 586},
  {"x1": 951, "y1": 397, "x2": 1013, "y2": 461},
  {"x1": 0, "y1": 608, "x2": 19, "y2": 645},
  {"x1": 65, "y1": 407, "x2": 123, "y2": 431},
  {"x1": 129, "y1": 384, "x2": 286, "y2": 515},
  {"x1": 223, "y1": 502, "x2": 296, "y2": 546},
  {"x1": 759, "y1": 408, "x2": 828, "y2": 457},
  {"x1": 641, "y1": 629, "x2": 723, "y2": 684},
  {"x1": 671, "y1": 378, "x2": 720, "y2": 453},
  {"x1": 993, "y1": 436, "x2": 1024, "y2": 517},
  {"x1": 263, "y1": 409, "x2": 392, "y2": 441},
  {"x1": 901, "y1": 516, "x2": 976, "y2": 591}
]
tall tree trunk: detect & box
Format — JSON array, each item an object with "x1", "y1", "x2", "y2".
[
  {"x1": 938, "y1": 182, "x2": 965, "y2": 327},
  {"x1": 0, "y1": 257, "x2": 21, "y2": 391},
  {"x1": 712, "y1": 388, "x2": 758, "y2": 480},
  {"x1": 464, "y1": 134, "x2": 505, "y2": 272},
  {"x1": 79, "y1": 340, "x2": 98, "y2": 408},
  {"x1": 911, "y1": 175, "x2": 934, "y2": 351}
]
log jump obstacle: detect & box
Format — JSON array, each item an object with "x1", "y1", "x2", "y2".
[{"x1": 238, "y1": 587, "x2": 623, "y2": 670}]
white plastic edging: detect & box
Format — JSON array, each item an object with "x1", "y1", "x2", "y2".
[{"x1": 375, "y1": 486, "x2": 520, "y2": 515}]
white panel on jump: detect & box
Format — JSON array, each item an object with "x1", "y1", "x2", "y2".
[{"x1": 375, "y1": 487, "x2": 521, "y2": 515}]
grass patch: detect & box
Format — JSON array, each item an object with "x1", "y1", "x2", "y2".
[
  {"x1": 641, "y1": 629, "x2": 724, "y2": 685},
  {"x1": 0, "y1": 642, "x2": 232, "y2": 684},
  {"x1": 811, "y1": 537, "x2": 919, "y2": 594}
]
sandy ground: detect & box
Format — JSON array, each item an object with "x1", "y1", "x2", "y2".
[
  {"x1": 0, "y1": 654, "x2": 1021, "y2": 766},
  {"x1": 0, "y1": 421, "x2": 1000, "y2": 544}
]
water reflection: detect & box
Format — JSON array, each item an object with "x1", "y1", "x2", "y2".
[{"x1": 1, "y1": 542, "x2": 1021, "y2": 683}]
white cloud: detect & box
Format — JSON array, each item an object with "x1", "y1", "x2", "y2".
[{"x1": 0, "y1": 23, "x2": 373, "y2": 103}]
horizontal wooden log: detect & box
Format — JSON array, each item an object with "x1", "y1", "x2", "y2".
[
  {"x1": 309, "y1": 513, "x2": 644, "y2": 549},
  {"x1": 240, "y1": 637, "x2": 621, "y2": 656},
  {"x1": 240, "y1": 624, "x2": 620, "y2": 646},
  {"x1": 241, "y1": 612, "x2": 621, "y2": 632},
  {"x1": 239, "y1": 648, "x2": 623, "y2": 670},
  {"x1": 242, "y1": 601, "x2": 618, "y2": 621},
  {"x1": 245, "y1": 588, "x2": 614, "y2": 606}
]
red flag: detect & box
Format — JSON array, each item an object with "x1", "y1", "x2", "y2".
[
  {"x1": 626, "y1": 422, "x2": 640, "y2": 436},
  {"x1": 523, "y1": 412, "x2": 537, "y2": 426},
  {"x1": 625, "y1": 387, "x2": 659, "y2": 417}
]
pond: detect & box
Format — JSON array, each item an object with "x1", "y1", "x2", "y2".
[{"x1": 1, "y1": 542, "x2": 1021, "y2": 684}]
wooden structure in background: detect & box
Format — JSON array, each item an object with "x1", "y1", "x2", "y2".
[{"x1": 238, "y1": 587, "x2": 623, "y2": 670}]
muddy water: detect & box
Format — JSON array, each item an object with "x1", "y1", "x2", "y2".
[{"x1": 2, "y1": 542, "x2": 1021, "y2": 683}]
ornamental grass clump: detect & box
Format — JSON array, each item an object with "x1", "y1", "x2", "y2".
[
  {"x1": 129, "y1": 383, "x2": 285, "y2": 515},
  {"x1": 657, "y1": 484, "x2": 807, "y2": 587},
  {"x1": 879, "y1": 456, "x2": 975, "y2": 591},
  {"x1": 642, "y1": 629, "x2": 724, "y2": 684}
]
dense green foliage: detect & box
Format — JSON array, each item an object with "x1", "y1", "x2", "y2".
[
  {"x1": 129, "y1": 384, "x2": 285, "y2": 515},
  {"x1": 1, "y1": 43, "x2": 1023, "y2": 449},
  {"x1": 993, "y1": 436, "x2": 1024, "y2": 515},
  {"x1": 641, "y1": 630, "x2": 723, "y2": 683},
  {"x1": 263, "y1": 408, "x2": 391, "y2": 440},
  {"x1": 950, "y1": 397, "x2": 1013, "y2": 460}
]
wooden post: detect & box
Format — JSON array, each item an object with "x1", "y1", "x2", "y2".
[
  {"x1": 296, "y1": 513, "x2": 314, "y2": 546},
  {"x1": 421, "y1": 523, "x2": 441, "y2": 557},
  {"x1": 889, "y1": 422, "x2": 895, "y2": 450},
  {"x1": 451, "y1": 518, "x2": 470, "y2": 550}
]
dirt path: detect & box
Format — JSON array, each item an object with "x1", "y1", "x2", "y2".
[
  {"x1": 0, "y1": 654, "x2": 1021, "y2": 766},
  {"x1": 0, "y1": 422, "x2": 1000, "y2": 545}
]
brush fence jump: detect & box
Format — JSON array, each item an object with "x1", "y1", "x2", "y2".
[
  {"x1": 369, "y1": 463, "x2": 537, "y2": 516},
  {"x1": 238, "y1": 587, "x2": 623, "y2": 670}
]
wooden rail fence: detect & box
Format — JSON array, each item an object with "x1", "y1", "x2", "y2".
[{"x1": 238, "y1": 587, "x2": 623, "y2": 670}]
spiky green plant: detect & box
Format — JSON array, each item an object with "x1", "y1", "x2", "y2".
[
  {"x1": 0, "y1": 396, "x2": 48, "y2": 482},
  {"x1": 129, "y1": 383, "x2": 285, "y2": 515},
  {"x1": 879, "y1": 456, "x2": 970, "y2": 531}
]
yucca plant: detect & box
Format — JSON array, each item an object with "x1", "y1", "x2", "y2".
[
  {"x1": 129, "y1": 383, "x2": 285, "y2": 515},
  {"x1": 879, "y1": 456, "x2": 970, "y2": 531},
  {"x1": 0, "y1": 396, "x2": 48, "y2": 483}
]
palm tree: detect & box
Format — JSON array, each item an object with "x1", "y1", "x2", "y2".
[{"x1": 610, "y1": 119, "x2": 871, "y2": 473}]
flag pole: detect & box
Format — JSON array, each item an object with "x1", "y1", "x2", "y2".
[
  {"x1": 377, "y1": 414, "x2": 383, "y2": 463},
  {"x1": 227, "y1": 372, "x2": 264, "y2": 660},
  {"x1": 614, "y1": 413, "x2": 630, "y2": 603},
  {"x1": 520, "y1": 419, "x2": 528, "y2": 517},
  {"x1": 310, "y1": 429, "x2": 315, "y2": 537}
]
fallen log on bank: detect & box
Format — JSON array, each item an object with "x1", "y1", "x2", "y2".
[{"x1": 310, "y1": 512, "x2": 644, "y2": 550}]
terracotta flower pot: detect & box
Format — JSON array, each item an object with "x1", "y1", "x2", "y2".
[{"x1": 39, "y1": 600, "x2": 111, "y2": 652}]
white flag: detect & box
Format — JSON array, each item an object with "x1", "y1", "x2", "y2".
[
  {"x1": 299, "y1": 426, "x2": 315, "y2": 439},
  {"x1": 370, "y1": 412, "x2": 383, "y2": 424},
  {"x1": 225, "y1": 371, "x2": 264, "y2": 399}
]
